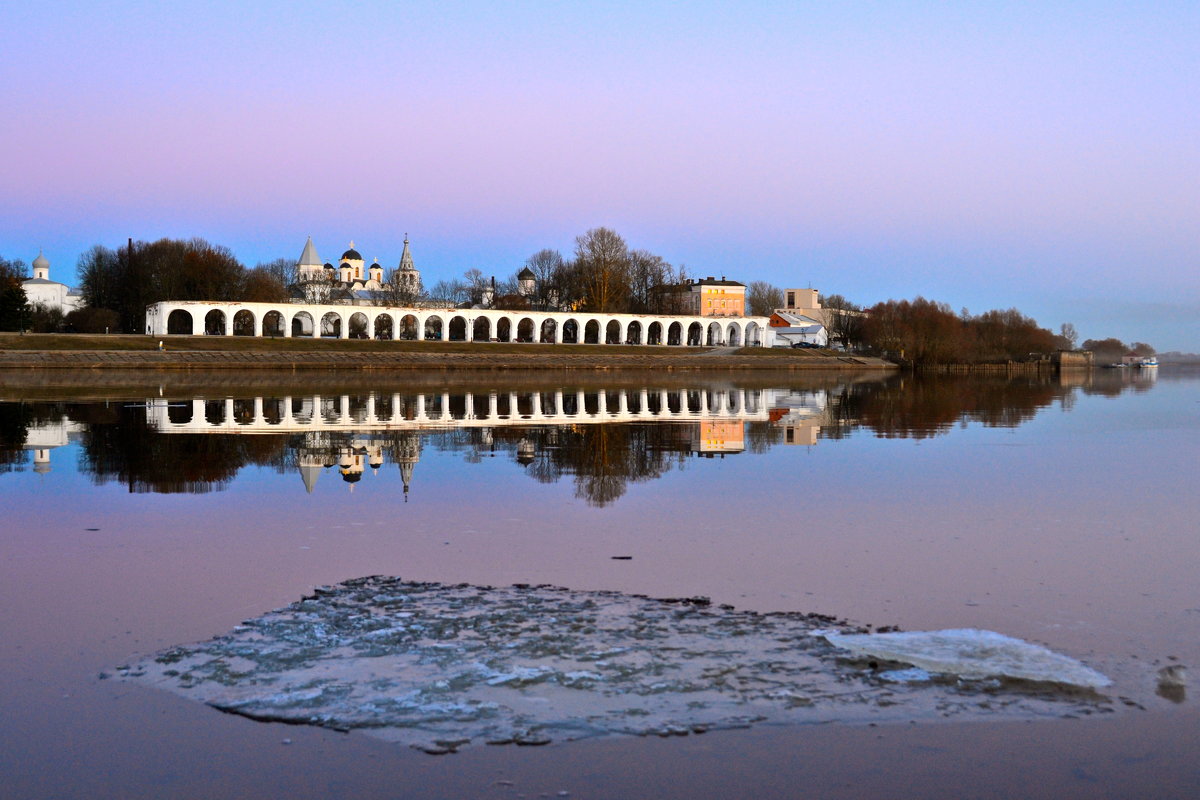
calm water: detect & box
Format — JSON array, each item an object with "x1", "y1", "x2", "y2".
[{"x1": 1, "y1": 368, "x2": 1196, "y2": 798}]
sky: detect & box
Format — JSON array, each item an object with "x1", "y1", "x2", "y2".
[{"x1": 1, "y1": 1, "x2": 1197, "y2": 349}]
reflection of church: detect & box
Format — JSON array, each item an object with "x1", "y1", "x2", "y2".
[{"x1": 296, "y1": 433, "x2": 421, "y2": 498}]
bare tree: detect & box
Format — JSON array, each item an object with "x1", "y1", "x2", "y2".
[
  {"x1": 746, "y1": 281, "x2": 783, "y2": 316},
  {"x1": 574, "y1": 227, "x2": 631, "y2": 312},
  {"x1": 243, "y1": 265, "x2": 289, "y2": 303},
  {"x1": 655, "y1": 263, "x2": 691, "y2": 314},
  {"x1": 821, "y1": 294, "x2": 865, "y2": 349},
  {"x1": 372, "y1": 267, "x2": 424, "y2": 307},
  {"x1": 297, "y1": 270, "x2": 340, "y2": 304},
  {"x1": 628, "y1": 250, "x2": 671, "y2": 314},
  {"x1": 255, "y1": 257, "x2": 294, "y2": 287},
  {"x1": 1057, "y1": 322, "x2": 1078, "y2": 350},
  {"x1": 525, "y1": 249, "x2": 564, "y2": 309},
  {"x1": 0, "y1": 255, "x2": 27, "y2": 284},
  {"x1": 461, "y1": 268, "x2": 491, "y2": 306}
]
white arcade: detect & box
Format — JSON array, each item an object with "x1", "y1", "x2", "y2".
[{"x1": 145, "y1": 301, "x2": 772, "y2": 348}]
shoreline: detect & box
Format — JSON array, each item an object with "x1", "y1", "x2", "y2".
[{"x1": 0, "y1": 335, "x2": 896, "y2": 372}]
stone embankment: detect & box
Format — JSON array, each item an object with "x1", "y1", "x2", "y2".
[{"x1": 0, "y1": 348, "x2": 895, "y2": 372}]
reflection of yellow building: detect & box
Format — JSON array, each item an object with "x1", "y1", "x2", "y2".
[
  {"x1": 781, "y1": 422, "x2": 819, "y2": 446},
  {"x1": 691, "y1": 421, "x2": 745, "y2": 455}
]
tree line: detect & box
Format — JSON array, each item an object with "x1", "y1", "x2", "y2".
[
  {"x1": 758, "y1": 292, "x2": 1152, "y2": 366},
  {"x1": 0, "y1": 255, "x2": 32, "y2": 331},
  {"x1": 853, "y1": 297, "x2": 1157, "y2": 365},
  {"x1": 1078, "y1": 338, "x2": 1156, "y2": 362},
  {"x1": 76, "y1": 239, "x2": 290, "y2": 333},
  {"x1": 431, "y1": 227, "x2": 693, "y2": 314}
]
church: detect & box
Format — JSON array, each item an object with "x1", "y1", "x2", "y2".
[
  {"x1": 294, "y1": 236, "x2": 421, "y2": 305},
  {"x1": 21, "y1": 250, "x2": 84, "y2": 314}
]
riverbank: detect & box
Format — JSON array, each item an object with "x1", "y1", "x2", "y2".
[{"x1": 0, "y1": 333, "x2": 895, "y2": 372}]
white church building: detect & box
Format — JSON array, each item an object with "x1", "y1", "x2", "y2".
[
  {"x1": 294, "y1": 236, "x2": 421, "y2": 304},
  {"x1": 22, "y1": 250, "x2": 84, "y2": 314}
]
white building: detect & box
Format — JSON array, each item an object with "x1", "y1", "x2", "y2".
[
  {"x1": 21, "y1": 250, "x2": 84, "y2": 314},
  {"x1": 767, "y1": 310, "x2": 828, "y2": 348},
  {"x1": 768, "y1": 289, "x2": 828, "y2": 347},
  {"x1": 295, "y1": 236, "x2": 421, "y2": 304}
]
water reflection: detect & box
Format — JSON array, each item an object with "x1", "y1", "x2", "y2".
[{"x1": 0, "y1": 369, "x2": 1163, "y2": 504}]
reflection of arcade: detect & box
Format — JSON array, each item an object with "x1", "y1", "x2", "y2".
[
  {"x1": 145, "y1": 387, "x2": 778, "y2": 434},
  {"x1": 4, "y1": 374, "x2": 1104, "y2": 501}
]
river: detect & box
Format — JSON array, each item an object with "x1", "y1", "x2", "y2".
[{"x1": 1, "y1": 367, "x2": 1195, "y2": 798}]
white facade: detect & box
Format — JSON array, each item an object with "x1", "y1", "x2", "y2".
[
  {"x1": 145, "y1": 300, "x2": 773, "y2": 347},
  {"x1": 295, "y1": 236, "x2": 420, "y2": 301},
  {"x1": 768, "y1": 310, "x2": 828, "y2": 348},
  {"x1": 22, "y1": 251, "x2": 84, "y2": 314}
]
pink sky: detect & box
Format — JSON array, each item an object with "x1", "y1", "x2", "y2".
[{"x1": 2, "y1": 2, "x2": 1197, "y2": 348}]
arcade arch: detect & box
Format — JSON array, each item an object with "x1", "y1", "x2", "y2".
[
  {"x1": 424, "y1": 315, "x2": 444, "y2": 340},
  {"x1": 516, "y1": 318, "x2": 535, "y2": 343},
  {"x1": 562, "y1": 319, "x2": 580, "y2": 344},
  {"x1": 349, "y1": 312, "x2": 369, "y2": 339},
  {"x1": 263, "y1": 310, "x2": 285, "y2": 336},
  {"x1": 167, "y1": 309, "x2": 193, "y2": 335},
  {"x1": 320, "y1": 312, "x2": 342, "y2": 338},
  {"x1": 374, "y1": 313, "x2": 393, "y2": 340},
  {"x1": 398, "y1": 314, "x2": 419, "y2": 340},
  {"x1": 233, "y1": 309, "x2": 255, "y2": 336},
  {"x1": 292, "y1": 311, "x2": 315, "y2": 337},
  {"x1": 204, "y1": 309, "x2": 226, "y2": 336},
  {"x1": 627, "y1": 320, "x2": 642, "y2": 345}
]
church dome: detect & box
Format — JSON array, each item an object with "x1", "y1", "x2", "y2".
[
  {"x1": 342, "y1": 242, "x2": 362, "y2": 261},
  {"x1": 32, "y1": 250, "x2": 49, "y2": 270}
]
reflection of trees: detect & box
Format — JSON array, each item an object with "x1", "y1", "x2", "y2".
[
  {"x1": 78, "y1": 404, "x2": 289, "y2": 493},
  {"x1": 822, "y1": 375, "x2": 1063, "y2": 440},
  {"x1": 429, "y1": 422, "x2": 690, "y2": 507},
  {"x1": 0, "y1": 402, "x2": 31, "y2": 472},
  {"x1": 2, "y1": 374, "x2": 1156, "y2": 496},
  {"x1": 745, "y1": 421, "x2": 782, "y2": 453}
]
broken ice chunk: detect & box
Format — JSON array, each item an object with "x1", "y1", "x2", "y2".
[
  {"x1": 823, "y1": 629, "x2": 1110, "y2": 689},
  {"x1": 1156, "y1": 665, "x2": 1187, "y2": 703},
  {"x1": 878, "y1": 668, "x2": 933, "y2": 683}
]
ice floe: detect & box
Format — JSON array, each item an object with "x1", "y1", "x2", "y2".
[
  {"x1": 822, "y1": 629, "x2": 1111, "y2": 689},
  {"x1": 119, "y1": 577, "x2": 1113, "y2": 753}
]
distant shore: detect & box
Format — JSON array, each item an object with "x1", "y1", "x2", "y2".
[{"x1": 0, "y1": 333, "x2": 896, "y2": 372}]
